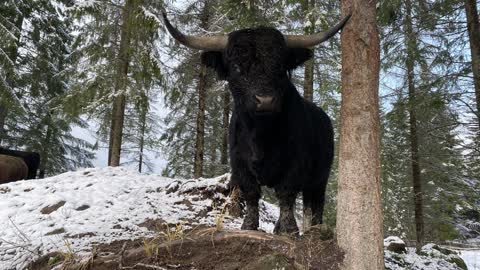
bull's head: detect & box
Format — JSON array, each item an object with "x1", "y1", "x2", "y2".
[{"x1": 163, "y1": 13, "x2": 350, "y2": 114}]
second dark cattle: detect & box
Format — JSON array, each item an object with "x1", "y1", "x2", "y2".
[
  {"x1": 0, "y1": 148, "x2": 40, "y2": 179},
  {"x1": 0, "y1": 154, "x2": 28, "y2": 183},
  {"x1": 163, "y1": 13, "x2": 350, "y2": 234}
]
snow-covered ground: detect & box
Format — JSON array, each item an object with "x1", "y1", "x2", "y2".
[
  {"x1": 0, "y1": 167, "x2": 277, "y2": 269},
  {"x1": 0, "y1": 167, "x2": 478, "y2": 269},
  {"x1": 384, "y1": 237, "x2": 477, "y2": 270}
]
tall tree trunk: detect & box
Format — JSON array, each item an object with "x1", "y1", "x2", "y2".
[
  {"x1": 0, "y1": 14, "x2": 24, "y2": 145},
  {"x1": 221, "y1": 87, "x2": 230, "y2": 167},
  {"x1": 193, "y1": 1, "x2": 211, "y2": 178},
  {"x1": 303, "y1": 0, "x2": 315, "y2": 102},
  {"x1": 405, "y1": 0, "x2": 424, "y2": 252},
  {"x1": 108, "y1": 0, "x2": 135, "y2": 167},
  {"x1": 336, "y1": 1, "x2": 384, "y2": 269},
  {"x1": 465, "y1": 0, "x2": 480, "y2": 135},
  {"x1": 194, "y1": 64, "x2": 207, "y2": 178}
]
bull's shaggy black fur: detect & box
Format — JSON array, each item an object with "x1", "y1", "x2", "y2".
[
  {"x1": 0, "y1": 148, "x2": 40, "y2": 179},
  {"x1": 202, "y1": 28, "x2": 334, "y2": 234}
]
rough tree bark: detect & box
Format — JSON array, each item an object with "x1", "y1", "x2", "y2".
[
  {"x1": 465, "y1": 0, "x2": 480, "y2": 135},
  {"x1": 220, "y1": 87, "x2": 230, "y2": 167},
  {"x1": 108, "y1": 0, "x2": 135, "y2": 166},
  {"x1": 303, "y1": 0, "x2": 315, "y2": 102},
  {"x1": 193, "y1": 1, "x2": 211, "y2": 178},
  {"x1": 336, "y1": 0, "x2": 384, "y2": 269},
  {"x1": 405, "y1": 0, "x2": 424, "y2": 252}
]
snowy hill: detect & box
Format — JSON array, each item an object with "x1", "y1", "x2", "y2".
[
  {"x1": 0, "y1": 167, "x2": 277, "y2": 269},
  {"x1": 0, "y1": 167, "x2": 477, "y2": 269}
]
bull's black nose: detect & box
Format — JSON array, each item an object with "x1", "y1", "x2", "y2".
[{"x1": 255, "y1": 95, "x2": 275, "y2": 111}]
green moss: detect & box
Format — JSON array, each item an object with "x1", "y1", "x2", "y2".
[
  {"x1": 448, "y1": 257, "x2": 468, "y2": 270},
  {"x1": 432, "y1": 245, "x2": 457, "y2": 256},
  {"x1": 47, "y1": 255, "x2": 62, "y2": 266}
]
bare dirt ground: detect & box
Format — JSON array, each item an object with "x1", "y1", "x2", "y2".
[{"x1": 28, "y1": 225, "x2": 343, "y2": 270}]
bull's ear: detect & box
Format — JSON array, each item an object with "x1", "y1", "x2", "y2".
[
  {"x1": 201, "y1": 51, "x2": 227, "y2": 80},
  {"x1": 286, "y1": 48, "x2": 313, "y2": 70}
]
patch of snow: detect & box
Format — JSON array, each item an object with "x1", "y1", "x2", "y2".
[
  {"x1": 458, "y1": 249, "x2": 480, "y2": 270},
  {"x1": 384, "y1": 236, "x2": 405, "y2": 248},
  {"x1": 384, "y1": 239, "x2": 467, "y2": 270}
]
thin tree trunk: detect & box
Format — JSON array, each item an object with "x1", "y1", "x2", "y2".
[
  {"x1": 465, "y1": 0, "x2": 480, "y2": 134},
  {"x1": 303, "y1": 0, "x2": 314, "y2": 102},
  {"x1": 0, "y1": 107, "x2": 7, "y2": 145},
  {"x1": 220, "y1": 87, "x2": 230, "y2": 167},
  {"x1": 405, "y1": 0, "x2": 424, "y2": 253},
  {"x1": 138, "y1": 94, "x2": 148, "y2": 173},
  {"x1": 336, "y1": 1, "x2": 384, "y2": 269},
  {"x1": 39, "y1": 118, "x2": 53, "y2": 179},
  {"x1": 193, "y1": 1, "x2": 211, "y2": 178},
  {"x1": 108, "y1": 118, "x2": 114, "y2": 166},
  {"x1": 194, "y1": 64, "x2": 207, "y2": 178},
  {"x1": 108, "y1": 0, "x2": 135, "y2": 167},
  {"x1": 210, "y1": 139, "x2": 217, "y2": 176}
]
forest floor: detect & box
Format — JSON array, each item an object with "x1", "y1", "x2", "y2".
[{"x1": 0, "y1": 167, "x2": 478, "y2": 269}]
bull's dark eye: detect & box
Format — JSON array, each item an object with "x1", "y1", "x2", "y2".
[{"x1": 233, "y1": 64, "x2": 241, "y2": 73}]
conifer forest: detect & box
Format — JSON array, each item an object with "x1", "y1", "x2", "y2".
[{"x1": 1, "y1": 0, "x2": 480, "y2": 268}]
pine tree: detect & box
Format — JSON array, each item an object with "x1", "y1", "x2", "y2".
[
  {"x1": 69, "y1": 0, "x2": 164, "y2": 168},
  {"x1": 404, "y1": 0, "x2": 425, "y2": 251},
  {"x1": 1, "y1": 0, "x2": 95, "y2": 176},
  {"x1": 0, "y1": 0, "x2": 31, "y2": 145},
  {"x1": 379, "y1": 0, "x2": 477, "y2": 243},
  {"x1": 161, "y1": 1, "x2": 229, "y2": 178}
]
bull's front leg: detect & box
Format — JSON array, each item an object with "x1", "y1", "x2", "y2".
[
  {"x1": 274, "y1": 188, "x2": 298, "y2": 235},
  {"x1": 230, "y1": 160, "x2": 261, "y2": 231},
  {"x1": 240, "y1": 181, "x2": 261, "y2": 230}
]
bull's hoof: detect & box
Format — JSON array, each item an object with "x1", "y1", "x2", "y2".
[
  {"x1": 273, "y1": 219, "x2": 299, "y2": 235},
  {"x1": 242, "y1": 211, "x2": 258, "y2": 231},
  {"x1": 241, "y1": 219, "x2": 259, "y2": 230}
]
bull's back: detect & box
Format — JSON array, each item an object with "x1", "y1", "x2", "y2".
[{"x1": 0, "y1": 154, "x2": 28, "y2": 184}]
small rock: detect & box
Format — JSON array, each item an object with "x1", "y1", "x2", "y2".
[
  {"x1": 41, "y1": 201, "x2": 66, "y2": 214},
  {"x1": 0, "y1": 187, "x2": 11, "y2": 194},
  {"x1": 75, "y1": 204, "x2": 90, "y2": 211},
  {"x1": 387, "y1": 242, "x2": 407, "y2": 254},
  {"x1": 384, "y1": 236, "x2": 406, "y2": 253},
  {"x1": 45, "y1": 228, "x2": 66, "y2": 236}
]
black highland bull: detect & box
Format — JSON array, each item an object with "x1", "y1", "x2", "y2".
[{"x1": 163, "y1": 13, "x2": 350, "y2": 234}]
